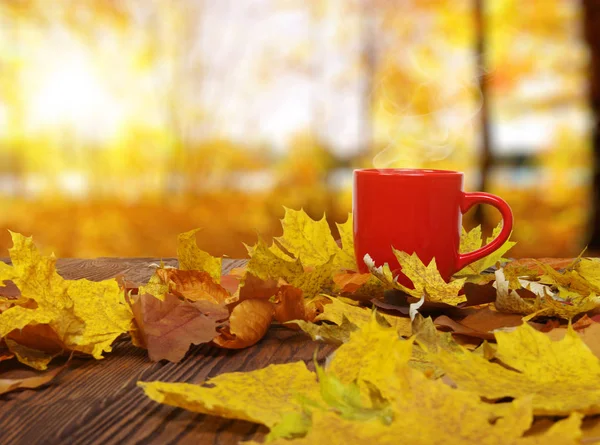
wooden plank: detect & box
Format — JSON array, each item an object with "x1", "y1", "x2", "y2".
[{"x1": 0, "y1": 258, "x2": 328, "y2": 445}]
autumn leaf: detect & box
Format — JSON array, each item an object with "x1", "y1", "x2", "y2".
[
  {"x1": 434, "y1": 306, "x2": 524, "y2": 341},
  {"x1": 333, "y1": 271, "x2": 385, "y2": 301},
  {"x1": 247, "y1": 238, "x2": 334, "y2": 298},
  {"x1": 0, "y1": 363, "x2": 66, "y2": 395},
  {"x1": 177, "y1": 228, "x2": 222, "y2": 282},
  {"x1": 545, "y1": 319, "x2": 600, "y2": 361},
  {"x1": 130, "y1": 292, "x2": 228, "y2": 362},
  {"x1": 270, "y1": 208, "x2": 356, "y2": 270},
  {"x1": 539, "y1": 258, "x2": 600, "y2": 298},
  {"x1": 138, "y1": 268, "x2": 169, "y2": 301},
  {"x1": 0, "y1": 232, "x2": 133, "y2": 369},
  {"x1": 455, "y1": 223, "x2": 516, "y2": 277},
  {"x1": 139, "y1": 361, "x2": 322, "y2": 428},
  {"x1": 259, "y1": 403, "x2": 581, "y2": 445},
  {"x1": 391, "y1": 250, "x2": 466, "y2": 305},
  {"x1": 296, "y1": 296, "x2": 412, "y2": 340},
  {"x1": 272, "y1": 285, "x2": 305, "y2": 325},
  {"x1": 429, "y1": 321, "x2": 600, "y2": 415},
  {"x1": 576, "y1": 258, "x2": 600, "y2": 290},
  {"x1": 293, "y1": 316, "x2": 358, "y2": 344},
  {"x1": 213, "y1": 299, "x2": 274, "y2": 349},
  {"x1": 494, "y1": 269, "x2": 600, "y2": 319},
  {"x1": 154, "y1": 268, "x2": 232, "y2": 304},
  {"x1": 276, "y1": 318, "x2": 582, "y2": 444}
]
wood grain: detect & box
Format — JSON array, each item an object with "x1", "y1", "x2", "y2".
[{"x1": 0, "y1": 258, "x2": 334, "y2": 445}]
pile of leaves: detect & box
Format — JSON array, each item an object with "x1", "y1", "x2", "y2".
[{"x1": 2, "y1": 208, "x2": 600, "y2": 443}]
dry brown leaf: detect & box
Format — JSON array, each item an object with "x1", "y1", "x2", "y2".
[
  {"x1": 434, "y1": 315, "x2": 496, "y2": 340},
  {"x1": 333, "y1": 272, "x2": 385, "y2": 301},
  {"x1": 130, "y1": 293, "x2": 228, "y2": 362},
  {"x1": 213, "y1": 299, "x2": 274, "y2": 349},
  {"x1": 155, "y1": 269, "x2": 231, "y2": 304},
  {"x1": 238, "y1": 273, "x2": 279, "y2": 302},
  {"x1": 272, "y1": 285, "x2": 305, "y2": 326},
  {"x1": 0, "y1": 363, "x2": 66, "y2": 395}
]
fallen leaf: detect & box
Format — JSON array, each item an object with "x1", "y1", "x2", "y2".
[
  {"x1": 430, "y1": 322, "x2": 600, "y2": 415},
  {"x1": 435, "y1": 306, "x2": 525, "y2": 340},
  {"x1": 142, "y1": 314, "x2": 583, "y2": 444},
  {"x1": 0, "y1": 349, "x2": 14, "y2": 362},
  {"x1": 0, "y1": 363, "x2": 66, "y2": 395},
  {"x1": 238, "y1": 273, "x2": 279, "y2": 301},
  {"x1": 130, "y1": 292, "x2": 228, "y2": 362},
  {"x1": 138, "y1": 269, "x2": 169, "y2": 301},
  {"x1": 272, "y1": 285, "x2": 305, "y2": 325},
  {"x1": 494, "y1": 269, "x2": 600, "y2": 319},
  {"x1": 259, "y1": 406, "x2": 581, "y2": 445},
  {"x1": 392, "y1": 251, "x2": 466, "y2": 305},
  {"x1": 269, "y1": 318, "x2": 582, "y2": 445},
  {"x1": 434, "y1": 315, "x2": 495, "y2": 340},
  {"x1": 315, "y1": 297, "x2": 412, "y2": 337},
  {"x1": 0, "y1": 232, "x2": 133, "y2": 369},
  {"x1": 539, "y1": 260, "x2": 600, "y2": 297},
  {"x1": 177, "y1": 228, "x2": 222, "y2": 282},
  {"x1": 270, "y1": 208, "x2": 356, "y2": 270},
  {"x1": 333, "y1": 272, "x2": 385, "y2": 301},
  {"x1": 576, "y1": 258, "x2": 600, "y2": 290},
  {"x1": 456, "y1": 223, "x2": 516, "y2": 277},
  {"x1": 139, "y1": 361, "x2": 322, "y2": 428},
  {"x1": 154, "y1": 269, "x2": 231, "y2": 304},
  {"x1": 545, "y1": 321, "x2": 600, "y2": 360},
  {"x1": 293, "y1": 316, "x2": 358, "y2": 344},
  {"x1": 247, "y1": 238, "x2": 334, "y2": 298},
  {"x1": 213, "y1": 299, "x2": 274, "y2": 349}
]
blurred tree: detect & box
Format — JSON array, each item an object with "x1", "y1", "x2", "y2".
[{"x1": 583, "y1": 0, "x2": 600, "y2": 250}]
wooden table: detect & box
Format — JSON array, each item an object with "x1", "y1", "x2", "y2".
[{"x1": 0, "y1": 258, "x2": 337, "y2": 445}]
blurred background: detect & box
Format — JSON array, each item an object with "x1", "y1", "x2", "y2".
[{"x1": 0, "y1": 0, "x2": 597, "y2": 259}]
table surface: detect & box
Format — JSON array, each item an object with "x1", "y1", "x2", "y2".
[{"x1": 0, "y1": 258, "x2": 337, "y2": 445}]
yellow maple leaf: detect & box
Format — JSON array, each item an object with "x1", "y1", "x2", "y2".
[
  {"x1": 494, "y1": 269, "x2": 600, "y2": 319},
  {"x1": 430, "y1": 321, "x2": 600, "y2": 415},
  {"x1": 294, "y1": 315, "x2": 358, "y2": 344},
  {"x1": 259, "y1": 404, "x2": 581, "y2": 445},
  {"x1": 312, "y1": 296, "x2": 412, "y2": 338},
  {"x1": 459, "y1": 225, "x2": 483, "y2": 253},
  {"x1": 247, "y1": 238, "x2": 334, "y2": 298},
  {"x1": 0, "y1": 232, "x2": 133, "y2": 369},
  {"x1": 139, "y1": 361, "x2": 322, "y2": 428},
  {"x1": 455, "y1": 223, "x2": 516, "y2": 277},
  {"x1": 267, "y1": 318, "x2": 582, "y2": 445},
  {"x1": 539, "y1": 260, "x2": 600, "y2": 297},
  {"x1": 392, "y1": 251, "x2": 466, "y2": 305},
  {"x1": 270, "y1": 208, "x2": 356, "y2": 270},
  {"x1": 177, "y1": 228, "x2": 222, "y2": 282},
  {"x1": 576, "y1": 258, "x2": 600, "y2": 290}
]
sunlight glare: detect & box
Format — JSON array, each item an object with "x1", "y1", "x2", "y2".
[{"x1": 27, "y1": 56, "x2": 124, "y2": 141}]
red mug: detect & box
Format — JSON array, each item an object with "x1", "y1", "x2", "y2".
[{"x1": 353, "y1": 169, "x2": 513, "y2": 284}]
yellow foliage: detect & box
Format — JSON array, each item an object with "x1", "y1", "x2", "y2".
[
  {"x1": 0, "y1": 232, "x2": 133, "y2": 369},
  {"x1": 176, "y1": 228, "x2": 222, "y2": 282},
  {"x1": 430, "y1": 322, "x2": 600, "y2": 415}
]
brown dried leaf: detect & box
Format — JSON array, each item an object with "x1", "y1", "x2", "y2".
[
  {"x1": 0, "y1": 364, "x2": 66, "y2": 395},
  {"x1": 131, "y1": 293, "x2": 228, "y2": 362},
  {"x1": 213, "y1": 299, "x2": 274, "y2": 349},
  {"x1": 155, "y1": 269, "x2": 232, "y2": 304},
  {"x1": 272, "y1": 286, "x2": 305, "y2": 325}
]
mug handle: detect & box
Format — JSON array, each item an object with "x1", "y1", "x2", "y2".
[{"x1": 455, "y1": 192, "x2": 514, "y2": 272}]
